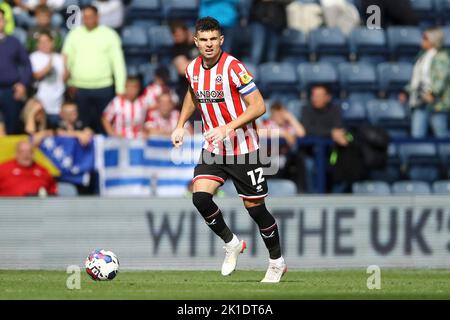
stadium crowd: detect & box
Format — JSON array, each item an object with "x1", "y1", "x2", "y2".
[{"x1": 1, "y1": 0, "x2": 450, "y2": 196}]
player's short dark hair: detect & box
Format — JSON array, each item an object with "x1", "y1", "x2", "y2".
[
  {"x1": 195, "y1": 16, "x2": 222, "y2": 35},
  {"x1": 82, "y1": 4, "x2": 98, "y2": 15},
  {"x1": 311, "y1": 84, "x2": 332, "y2": 95}
]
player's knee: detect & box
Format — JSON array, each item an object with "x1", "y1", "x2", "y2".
[{"x1": 192, "y1": 192, "x2": 217, "y2": 217}]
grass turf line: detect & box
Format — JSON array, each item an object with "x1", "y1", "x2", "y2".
[{"x1": 0, "y1": 269, "x2": 449, "y2": 299}]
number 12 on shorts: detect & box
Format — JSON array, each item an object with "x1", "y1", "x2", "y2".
[{"x1": 247, "y1": 168, "x2": 265, "y2": 186}]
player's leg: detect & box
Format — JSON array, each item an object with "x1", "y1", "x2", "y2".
[
  {"x1": 243, "y1": 198, "x2": 286, "y2": 283},
  {"x1": 192, "y1": 153, "x2": 246, "y2": 276}
]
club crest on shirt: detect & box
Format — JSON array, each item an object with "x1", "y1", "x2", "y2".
[
  {"x1": 215, "y1": 74, "x2": 223, "y2": 84},
  {"x1": 239, "y1": 71, "x2": 252, "y2": 85}
]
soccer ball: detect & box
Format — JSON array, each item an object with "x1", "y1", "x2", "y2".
[{"x1": 85, "y1": 249, "x2": 119, "y2": 281}]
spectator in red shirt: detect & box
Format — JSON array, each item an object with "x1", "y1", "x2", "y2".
[
  {"x1": 144, "y1": 92, "x2": 192, "y2": 137},
  {"x1": 141, "y1": 66, "x2": 179, "y2": 110},
  {"x1": 102, "y1": 76, "x2": 147, "y2": 139},
  {"x1": 0, "y1": 140, "x2": 57, "y2": 196}
]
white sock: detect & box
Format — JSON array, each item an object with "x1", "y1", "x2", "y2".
[
  {"x1": 269, "y1": 256, "x2": 285, "y2": 266},
  {"x1": 226, "y1": 234, "x2": 239, "y2": 247}
]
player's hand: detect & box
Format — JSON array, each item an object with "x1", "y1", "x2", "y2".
[
  {"x1": 171, "y1": 127, "x2": 185, "y2": 148},
  {"x1": 204, "y1": 125, "x2": 232, "y2": 145}
]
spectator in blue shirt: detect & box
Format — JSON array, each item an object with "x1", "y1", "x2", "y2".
[
  {"x1": 0, "y1": 8, "x2": 32, "y2": 134},
  {"x1": 199, "y1": 0, "x2": 239, "y2": 53}
]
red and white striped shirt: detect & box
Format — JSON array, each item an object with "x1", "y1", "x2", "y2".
[
  {"x1": 142, "y1": 83, "x2": 179, "y2": 109},
  {"x1": 144, "y1": 109, "x2": 180, "y2": 133},
  {"x1": 185, "y1": 51, "x2": 260, "y2": 156},
  {"x1": 103, "y1": 96, "x2": 147, "y2": 138}
]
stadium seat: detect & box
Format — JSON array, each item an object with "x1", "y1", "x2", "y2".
[
  {"x1": 391, "y1": 181, "x2": 431, "y2": 195},
  {"x1": 57, "y1": 182, "x2": 78, "y2": 197},
  {"x1": 127, "y1": 0, "x2": 163, "y2": 21},
  {"x1": 398, "y1": 143, "x2": 440, "y2": 182},
  {"x1": 148, "y1": 25, "x2": 174, "y2": 60},
  {"x1": 286, "y1": 99, "x2": 305, "y2": 121},
  {"x1": 138, "y1": 63, "x2": 178, "y2": 86},
  {"x1": 279, "y1": 29, "x2": 309, "y2": 63},
  {"x1": 164, "y1": 0, "x2": 199, "y2": 23},
  {"x1": 267, "y1": 179, "x2": 298, "y2": 196},
  {"x1": 438, "y1": 143, "x2": 450, "y2": 171},
  {"x1": 340, "y1": 99, "x2": 368, "y2": 128},
  {"x1": 338, "y1": 62, "x2": 377, "y2": 95},
  {"x1": 297, "y1": 62, "x2": 338, "y2": 94},
  {"x1": 386, "y1": 27, "x2": 422, "y2": 62},
  {"x1": 349, "y1": 27, "x2": 387, "y2": 63},
  {"x1": 443, "y1": 26, "x2": 450, "y2": 49},
  {"x1": 432, "y1": 180, "x2": 450, "y2": 194},
  {"x1": 309, "y1": 27, "x2": 348, "y2": 62},
  {"x1": 352, "y1": 181, "x2": 391, "y2": 195},
  {"x1": 377, "y1": 62, "x2": 413, "y2": 96},
  {"x1": 409, "y1": 0, "x2": 436, "y2": 26},
  {"x1": 121, "y1": 25, "x2": 150, "y2": 61},
  {"x1": 258, "y1": 62, "x2": 298, "y2": 96},
  {"x1": 12, "y1": 28, "x2": 27, "y2": 46},
  {"x1": 366, "y1": 99, "x2": 409, "y2": 137}
]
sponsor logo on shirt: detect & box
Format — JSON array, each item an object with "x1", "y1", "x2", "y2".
[
  {"x1": 239, "y1": 71, "x2": 252, "y2": 85},
  {"x1": 195, "y1": 90, "x2": 225, "y2": 103}
]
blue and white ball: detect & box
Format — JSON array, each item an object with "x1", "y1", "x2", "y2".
[{"x1": 85, "y1": 249, "x2": 119, "y2": 281}]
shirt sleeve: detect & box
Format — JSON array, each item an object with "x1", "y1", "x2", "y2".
[
  {"x1": 229, "y1": 61, "x2": 257, "y2": 97},
  {"x1": 102, "y1": 98, "x2": 116, "y2": 122}
]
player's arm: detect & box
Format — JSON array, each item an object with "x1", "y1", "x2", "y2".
[
  {"x1": 226, "y1": 89, "x2": 265, "y2": 131},
  {"x1": 171, "y1": 87, "x2": 197, "y2": 147},
  {"x1": 205, "y1": 89, "x2": 266, "y2": 144}
]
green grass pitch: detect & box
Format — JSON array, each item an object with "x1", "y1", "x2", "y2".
[{"x1": 1, "y1": 269, "x2": 449, "y2": 299}]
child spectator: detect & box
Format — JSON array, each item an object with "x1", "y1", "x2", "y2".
[
  {"x1": 259, "y1": 101, "x2": 305, "y2": 146},
  {"x1": 12, "y1": 0, "x2": 64, "y2": 28},
  {"x1": 21, "y1": 98, "x2": 53, "y2": 146},
  {"x1": 144, "y1": 92, "x2": 191, "y2": 137},
  {"x1": 30, "y1": 31, "x2": 68, "y2": 128},
  {"x1": 0, "y1": 140, "x2": 57, "y2": 197},
  {"x1": 142, "y1": 66, "x2": 179, "y2": 110},
  {"x1": 27, "y1": 5, "x2": 63, "y2": 52},
  {"x1": 56, "y1": 101, "x2": 93, "y2": 146},
  {"x1": 102, "y1": 76, "x2": 147, "y2": 139}
]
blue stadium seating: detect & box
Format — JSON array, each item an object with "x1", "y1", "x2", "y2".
[
  {"x1": 392, "y1": 181, "x2": 431, "y2": 195},
  {"x1": 377, "y1": 62, "x2": 413, "y2": 96},
  {"x1": 409, "y1": 0, "x2": 436, "y2": 26},
  {"x1": 338, "y1": 62, "x2": 377, "y2": 95},
  {"x1": 398, "y1": 143, "x2": 440, "y2": 182},
  {"x1": 432, "y1": 180, "x2": 450, "y2": 194},
  {"x1": 127, "y1": 0, "x2": 162, "y2": 21},
  {"x1": 164, "y1": 0, "x2": 199, "y2": 23},
  {"x1": 279, "y1": 29, "x2": 309, "y2": 63},
  {"x1": 308, "y1": 27, "x2": 348, "y2": 63},
  {"x1": 386, "y1": 27, "x2": 422, "y2": 62},
  {"x1": 352, "y1": 181, "x2": 391, "y2": 195},
  {"x1": 286, "y1": 99, "x2": 305, "y2": 121},
  {"x1": 258, "y1": 62, "x2": 299, "y2": 96},
  {"x1": 349, "y1": 27, "x2": 387, "y2": 63},
  {"x1": 138, "y1": 63, "x2": 179, "y2": 86},
  {"x1": 297, "y1": 62, "x2": 338, "y2": 94},
  {"x1": 341, "y1": 99, "x2": 368, "y2": 128},
  {"x1": 12, "y1": 28, "x2": 27, "y2": 46},
  {"x1": 148, "y1": 25, "x2": 174, "y2": 61},
  {"x1": 267, "y1": 179, "x2": 298, "y2": 196},
  {"x1": 121, "y1": 25, "x2": 150, "y2": 62},
  {"x1": 366, "y1": 100, "x2": 410, "y2": 137}
]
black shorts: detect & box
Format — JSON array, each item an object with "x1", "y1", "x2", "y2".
[{"x1": 193, "y1": 149, "x2": 269, "y2": 200}]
